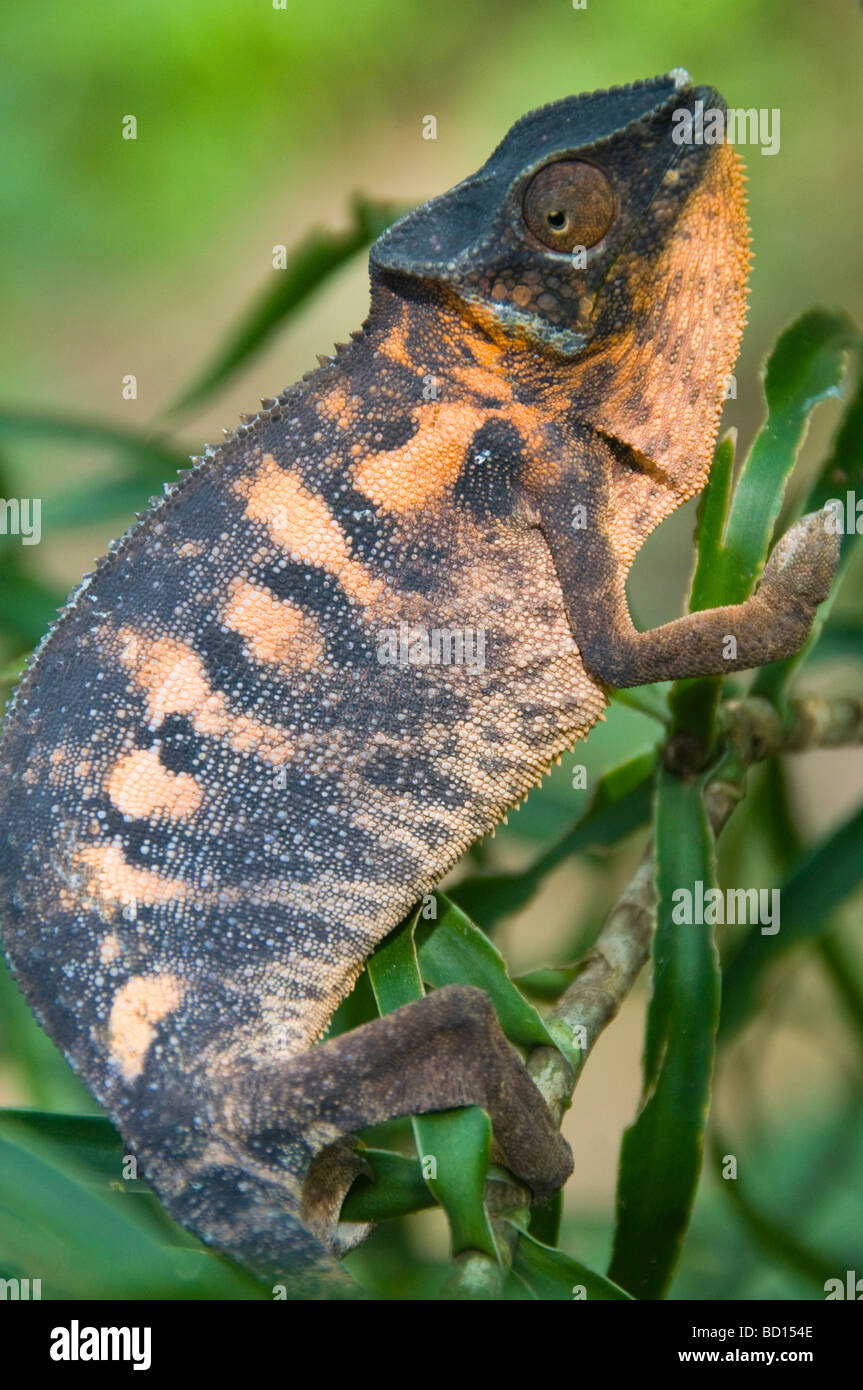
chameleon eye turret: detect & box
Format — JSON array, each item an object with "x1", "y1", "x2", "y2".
[{"x1": 522, "y1": 159, "x2": 615, "y2": 252}]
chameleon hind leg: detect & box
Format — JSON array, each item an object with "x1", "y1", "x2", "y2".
[{"x1": 229, "y1": 984, "x2": 573, "y2": 1255}]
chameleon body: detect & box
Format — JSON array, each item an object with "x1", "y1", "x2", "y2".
[{"x1": 0, "y1": 74, "x2": 837, "y2": 1291}]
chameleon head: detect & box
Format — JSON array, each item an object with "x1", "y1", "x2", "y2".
[
  {"x1": 371, "y1": 70, "x2": 746, "y2": 355},
  {"x1": 371, "y1": 72, "x2": 750, "y2": 495}
]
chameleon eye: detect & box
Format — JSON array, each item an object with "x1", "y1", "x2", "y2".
[{"x1": 522, "y1": 160, "x2": 615, "y2": 253}]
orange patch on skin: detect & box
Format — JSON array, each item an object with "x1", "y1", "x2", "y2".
[
  {"x1": 354, "y1": 394, "x2": 550, "y2": 514},
  {"x1": 318, "y1": 385, "x2": 355, "y2": 430},
  {"x1": 116, "y1": 628, "x2": 292, "y2": 764},
  {"x1": 235, "y1": 455, "x2": 383, "y2": 605},
  {"x1": 108, "y1": 974, "x2": 185, "y2": 1081},
  {"x1": 354, "y1": 401, "x2": 490, "y2": 513},
  {"x1": 379, "y1": 316, "x2": 412, "y2": 368},
  {"x1": 107, "y1": 747, "x2": 203, "y2": 821},
  {"x1": 222, "y1": 579, "x2": 324, "y2": 672},
  {"x1": 79, "y1": 841, "x2": 189, "y2": 911},
  {"x1": 451, "y1": 362, "x2": 513, "y2": 399},
  {"x1": 99, "y1": 934, "x2": 122, "y2": 964}
]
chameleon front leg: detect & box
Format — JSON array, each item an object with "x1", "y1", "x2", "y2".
[
  {"x1": 232, "y1": 984, "x2": 573, "y2": 1244},
  {"x1": 539, "y1": 505, "x2": 839, "y2": 689}
]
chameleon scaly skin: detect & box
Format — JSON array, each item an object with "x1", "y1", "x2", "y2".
[{"x1": 0, "y1": 74, "x2": 837, "y2": 1287}]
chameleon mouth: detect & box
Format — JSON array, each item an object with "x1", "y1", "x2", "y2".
[{"x1": 460, "y1": 289, "x2": 590, "y2": 358}]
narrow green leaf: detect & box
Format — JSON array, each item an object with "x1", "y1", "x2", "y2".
[
  {"x1": 512, "y1": 965, "x2": 581, "y2": 1003},
  {"x1": 608, "y1": 767, "x2": 720, "y2": 1299},
  {"x1": 688, "y1": 432, "x2": 737, "y2": 613},
  {"x1": 0, "y1": 1117, "x2": 266, "y2": 1298},
  {"x1": 714, "y1": 309, "x2": 852, "y2": 605},
  {"x1": 49, "y1": 472, "x2": 177, "y2": 528},
  {"x1": 609, "y1": 684, "x2": 670, "y2": 724},
  {"x1": 414, "y1": 1107, "x2": 496, "y2": 1259},
  {"x1": 0, "y1": 1110, "x2": 125, "y2": 1185},
  {"x1": 818, "y1": 931, "x2": 863, "y2": 1046},
  {"x1": 709, "y1": 1133, "x2": 851, "y2": 1290},
  {"x1": 720, "y1": 798, "x2": 863, "y2": 1040},
  {"x1": 323, "y1": 966, "x2": 378, "y2": 1040},
  {"x1": 416, "y1": 893, "x2": 580, "y2": 1070},
  {"x1": 367, "y1": 919, "x2": 498, "y2": 1260},
  {"x1": 367, "y1": 915, "x2": 423, "y2": 1012},
  {"x1": 453, "y1": 748, "x2": 657, "y2": 929},
  {"x1": 512, "y1": 1228, "x2": 632, "y2": 1301},
  {"x1": 169, "y1": 198, "x2": 405, "y2": 415},
  {"x1": 527, "y1": 1189, "x2": 563, "y2": 1248},
  {"x1": 0, "y1": 569, "x2": 65, "y2": 649},
  {"x1": 804, "y1": 619, "x2": 863, "y2": 666},
  {"x1": 0, "y1": 410, "x2": 185, "y2": 477},
  {"x1": 0, "y1": 958, "x2": 95, "y2": 1111},
  {"x1": 670, "y1": 315, "x2": 853, "y2": 751},
  {"x1": 753, "y1": 361, "x2": 863, "y2": 701},
  {"x1": 0, "y1": 410, "x2": 189, "y2": 529},
  {"x1": 340, "y1": 1148, "x2": 436, "y2": 1223},
  {"x1": 668, "y1": 434, "x2": 736, "y2": 748}
]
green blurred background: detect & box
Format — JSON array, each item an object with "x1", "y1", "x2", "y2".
[{"x1": 1, "y1": 0, "x2": 862, "y2": 1299}]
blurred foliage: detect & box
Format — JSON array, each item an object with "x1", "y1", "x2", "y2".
[{"x1": 1, "y1": 0, "x2": 862, "y2": 1301}]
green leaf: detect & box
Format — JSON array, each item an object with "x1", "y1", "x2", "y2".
[
  {"x1": 609, "y1": 684, "x2": 670, "y2": 725},
  {"x1": 0, "y1": 1114, "x2": 267, "y2": 1298},
  {"x1": 0, "y1": 568, "x2": 64, "y2": 649},
  {"x1": 413, "y1": 1107, "x2": 496, "y2": 1259},
  {"x1": 0, "y1": 957, "x2": 96, "y2": 1111},
  {"x1": 752, "y1": 360, "x2": 863, "y2": 701},
  {"x1": 527, "y1": 1189, "x2": 563, "y2": 1248},
  {"x1": 511, "y1": 965, "x2": 581, "y2": 1003},
  {"x1": 817, "y1": 931, "x2": 863, "y2": 1047},
  {"x1": 0, "y1": 1110, "x2": 127, "y2": 1185},
  {"x1": 452, "y1": 748, "x2": 657, "y2": 929},
  {"x1": 709, "y1": 1132, "x2": 850, "y2": 1290},
  {"x1": 688, "y1": 433, "x2": 737, "y2": 613},
  {"x1": 416, "y1": 894, "x2": 579, "y2": 1070},
  {"x1": 169, "y1": 198, "x2": 406, "y2": 415},
  {"x1": 366, "y1": 914, "x2": 423, "y2": 1013},
  {"x1": 805, "y1": 618, "x2": 863, "y2": 666},
  {"x1": 366, "y1": 918, "x2": 498, "y2": 1260},
  {"x1": 714, "y1": 309, "x2": 853, "y2": 606},
  {"x1": 668, "y1": 433, "x2": 736, "y2": 748},
  {"x1": 512, "y1": 1228, "x2": 632, "y2": 1301},
  {"x1": 608, "y1": 767, "x2": 720, "y2": 1299},
  {"x1": 719, "y1": 797, "x2": 863, "y2": 1040},
  {"x1": 340, "y1": 1148, "x2": 436, "y2": 1224},
  {"x1": 0, "y1": 409, "x2": 185, "y2": 479},
  {"x1": 0, "y1": 409, "x2": 190, "y2": 529}
]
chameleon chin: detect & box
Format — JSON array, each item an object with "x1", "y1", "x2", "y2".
[{"x1": 0, "y1": 72, "x2": 838, "y2": 1295}]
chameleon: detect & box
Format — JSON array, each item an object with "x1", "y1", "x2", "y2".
[{"x1": 0, "y1": 72, "x2": 838, "y2": 1295}]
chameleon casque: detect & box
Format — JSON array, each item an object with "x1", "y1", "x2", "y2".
[{"x1": 0, "y1": 73, "x2": 838, "y2": 1293}]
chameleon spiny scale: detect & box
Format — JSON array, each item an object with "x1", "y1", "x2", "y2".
[{"x1": 0, "y1": 74, "x2": 838, "y2": 1289}]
